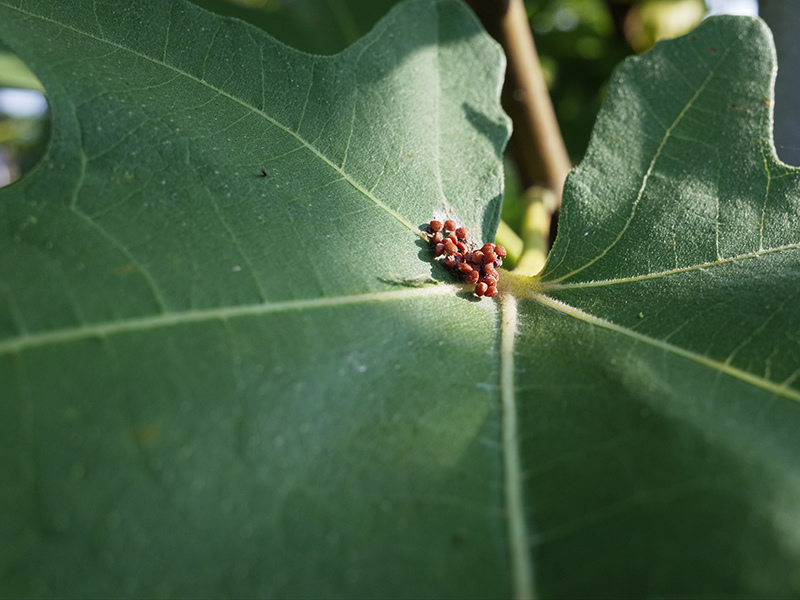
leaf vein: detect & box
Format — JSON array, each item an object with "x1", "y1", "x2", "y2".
[
  {"x1": 530, "y1": 293, "x2": 800, "y2": 403},
  {"x1": 0, "y1": 2, "x2": 421, "y2": 237},
  {"x1": 545, "y1": 242, "x2": 800, "y2": 289},
  {"x1": 0, "y1": 285, "x2": 460, "y2": 356},
  {"x1": 69, "y1": 205, "x2": 170, "y2": 312},
  {"x1": 551, "y1": 44, "x2": 734, "y2": 283},
  {"x1": 499, "y1": 294, "x2": 536, "y2": 600}
]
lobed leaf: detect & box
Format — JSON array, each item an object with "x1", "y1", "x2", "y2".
[
  {"x1": 2, "y1": 1, "x2": 800, "y2": 598},
  {"x1": 0, "y1": 1, "x2": 510, "y2": 597},
  {"x1": 515, "y1": 15, "x2": 800, "y2": 598}
]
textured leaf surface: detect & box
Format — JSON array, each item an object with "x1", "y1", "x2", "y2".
[
  {"x1": 2, "y1": 1, "x2": 800, "y2": 599},
  {"x1": 516, "y1": 15, "x2": 800, "y2": 598},
  {"x1": 0, "y1": 1, "x2": 510, "y2": 597}
]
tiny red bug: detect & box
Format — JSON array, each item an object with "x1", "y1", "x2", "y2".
[
  {"x1": 427, "y1": 217, "x2": 502, "y2": 298},
  {"x1": 458, "y1": 262, "x2": 473, "y2": 274}
]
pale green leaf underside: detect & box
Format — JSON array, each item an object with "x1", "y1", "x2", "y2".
[
  {"x1": 0, "y1": 1, "x2": 512, "y2": 598},
  {"x1": 536, "y1": 17, "x2": 800, "y2": 404},
  {"x1": 3, "y1": 2, "x2": 800, "y2": 599},
  {"x1": 514, "y1": 16, "x2": 800, "y2": 598}
]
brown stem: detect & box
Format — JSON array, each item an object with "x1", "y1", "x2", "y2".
[{"x1": 467, "y1": 0, "x2": 571, "y2": 199}]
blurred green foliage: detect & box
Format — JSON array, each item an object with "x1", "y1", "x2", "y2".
[
  {"x1": 189, "y1": 0, "x2": 399, "y2": 55},
  {"x1": 0, "y1": 50, "x2": 49, "y2": 188},
  {"x1": 526, "y1": 0, "x2": 633, "y2": 162}
]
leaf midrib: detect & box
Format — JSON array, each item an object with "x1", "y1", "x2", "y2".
[
  {"x1": 499, "y1": 294, "x2": 536, "y2": 600},
  {"x1": 0, "y1": 1, "x2": 420, "y2": 235}
]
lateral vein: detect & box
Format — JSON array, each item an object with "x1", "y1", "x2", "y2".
[
  {"x1": 551, "y1": 45, "x2": 731, "y2": 284},
  {"x1": 530, "y1": 293, "x2": 800, "y2": 403},
  {"x1": 0, "y1": 2, "x2": 420, "y2": 235},
  {"x1": 543, "y1": 241, "x2": 800, "y2": 290},
  {"x1": 0, "y1": 285, "x2": 458, "y2": 356}
]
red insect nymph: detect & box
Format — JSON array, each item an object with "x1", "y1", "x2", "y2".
[{"x1": 426, "y1": 219, "x2": 503, "y2": 298}]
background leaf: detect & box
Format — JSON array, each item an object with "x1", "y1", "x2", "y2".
[
  {"x1": 0, "y1": 0, "x2": 511, "y2": 597},
  {"x1": 188, "y1": 0, "x2": 400, "y2": 56}
]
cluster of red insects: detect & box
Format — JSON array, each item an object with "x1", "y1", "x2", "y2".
[{"x1": 426, "y1": 219, "x2": 506, "y2": 297}]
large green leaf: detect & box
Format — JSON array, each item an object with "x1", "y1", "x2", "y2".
[
  {"x1": 1, "y1": 1, "x2": 799, "y2": 598},
  {"x1": 512, "y1": 16, "x2": 800, "y2": 597},
  {"x1": 0, "y1": 1, "x2": 510, "y2": 597}
]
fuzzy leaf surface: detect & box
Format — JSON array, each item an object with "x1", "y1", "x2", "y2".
[
  {"x1": 518, "y1": 16, "x2": 800, "y2": 598},
  {"x1": 0, "y1": 1, "x2": 510, "y2": 597},
  {"x1": 2, "y1": 1, "x2": 800, "y2": 599}
]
